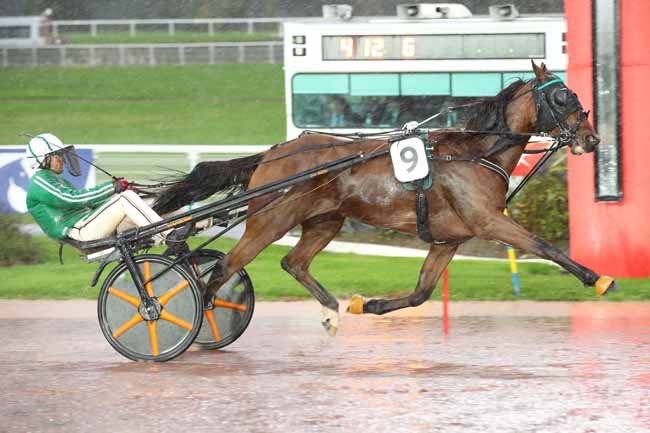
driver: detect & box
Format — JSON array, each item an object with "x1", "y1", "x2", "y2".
[{"x1": 25, "y1": 133, "x2": 168, "y2": 245}]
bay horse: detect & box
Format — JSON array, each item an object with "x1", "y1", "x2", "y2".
[{"x1": 154, "y1": 61, "x2": 615, "y2": 335}]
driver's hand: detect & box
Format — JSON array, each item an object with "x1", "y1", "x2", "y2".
[{"x1": 112, "y1": 178, "x2": 130, "y2": 193}]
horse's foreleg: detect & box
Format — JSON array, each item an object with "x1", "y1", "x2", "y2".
[
  {"x1": 476, "y1": 212, "x2": 616, "y2": 294},
  {"x1": 280, "y1": 213, "x2": 345, "y2": 336},
  {"x1": 348, "y1": 244, "x2": 458, "y2": 315}
]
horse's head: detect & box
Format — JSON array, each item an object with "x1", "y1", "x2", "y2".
[{"x1": 529, "y1": 61, "x2": 600, "y2": 155}]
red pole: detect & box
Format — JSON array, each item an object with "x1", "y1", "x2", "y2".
[{"x1": 442, "y1": 267, "x2": 449, "y2": 335}]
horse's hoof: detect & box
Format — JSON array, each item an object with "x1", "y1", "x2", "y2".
[
  {"x1": 595, "y1": 276, "x2": 617, "y2": 296},
  {"x1": 347, "y1": 295, "x2": 365, "y2": 314},
  {"x1": 321, "y1": 307, "x2": 339, "y2": 337}
]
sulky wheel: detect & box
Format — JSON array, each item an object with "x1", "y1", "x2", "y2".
[
  {"x1": 184, "y1": 249, "x2": 255, "y2": 350},
  {"x1": 97, "y1": 254, "x2": 202, "y2": 362}
]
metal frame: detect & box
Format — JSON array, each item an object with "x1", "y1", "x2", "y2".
[{"x1": 592, "y1": 0, "x2": 622, "y2": 201}]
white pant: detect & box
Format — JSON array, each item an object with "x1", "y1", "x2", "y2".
[{"x1": 68, "y1": 190, "x2": 164, "y2": 242}]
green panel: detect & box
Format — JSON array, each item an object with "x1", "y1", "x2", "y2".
[
  {"x1": 400, "y1": 73, "x2": 450, "y2": 96},
  {"x1": 503, "y1": 72, "x2": 535, "y2": 86},
  {"x1": 451, "y1": 73, "x2": 502, "y2": 97},
  {"x1": 292, "y1": 74, "x2": 349, "y2": 94},
  {"x1": 350, "y1": 74, "x2": 399, "y2": 96}
]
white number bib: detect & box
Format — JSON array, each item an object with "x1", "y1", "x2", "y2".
[{"x1": 390, "y1": 137, "x2": 429, "y2": 183}]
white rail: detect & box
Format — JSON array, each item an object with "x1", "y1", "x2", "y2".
[
  {"x1": 2, "y1": 144, "x2": 269, "y2": 184},
  {"x1": 50, "y1": 17, "x2": 308, "y2": 37},
  {"x1": 1, "y1": 41, "x2": 283, "y2": 67}
]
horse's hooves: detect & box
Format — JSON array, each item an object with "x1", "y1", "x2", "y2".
[
  {"x1": 347, "y1": 295, "x2": 365, "y2": 314},
  {"x1": 321, "y1": 306, "x2": 339, "y2": 337},
  {"x1": 595, "y1": 276, "x2": 616, "y2": 296}
]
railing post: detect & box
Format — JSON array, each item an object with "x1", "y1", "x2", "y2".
[
  {"x1": 31, "y1": 47, "x2": 37, "y2": 67},
  {"x1": 169, "y1": 21, "x2": 175, "y2": 36},
  {"x1": 89, "y1": 46, "x2": 95, "y2": 67},
  {"x1": 129, "y1": 22, "x2": 136, "y2": 37},
  {"x1": 187, "y1": 152, "x2": 200, "y2": 170},
  {"x1": 208, "y1": 21, "x2": 214, "y2": 36},
  {"x1": 268, "y1": 44, "x2": 274, "y2": 64},
  {"x1": 247, "y1": 20, "x2": 253, "y2": 33},
  {"x1": 91, "y1": 22, "x2": 97, "y2": 37},
  {"x1": 119, "y1": 45, "x2": 125, "y2": 66},
  {"x1": 149, "y1": 46, "x2": 156, "y2": 66},
  {"x1": 209, "y1": 44, "x2": 215, "y2": 65},
  {"x1": 238, "y1": 45, "x2": 245, "y2": 63},
  {"x1": 179, "y1": 45, "x2": 185, "y2": 66}
]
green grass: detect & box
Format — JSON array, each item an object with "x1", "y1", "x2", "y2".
[
  {"x1": 62, "y1": 31, "x2": 281, "y2": 44},
  {"x1": 0, "y1": 65, "x2": 286, "y2": 144},
  {"x1": 2, "y1": 236, "x2": 649, "y2": 301}
]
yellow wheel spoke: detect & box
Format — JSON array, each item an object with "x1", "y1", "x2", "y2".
[
  {"x1": 213, "y1": 298, "x2": 247, "y2": 312},
  {"x1": 158, "y1": 280, "x2": 189, "y2": 306},
  {"x1": 143, "y1": 261, "x2": 154, "y2": 297},
  {"x1": 108, "y1": 287, "x2": 141, "y2": 308},
  {"x1": 160, "y1": 310, "x2": 193, "y2": 331},
  {"x1": 204, "y1": 309, "x2": 222, "y2": 342},
  {"x1": 147, "y1": 320, "x2": 159, "y2": 356},
  {"x1": 113, "y1": 312, "x2": 144, "y2": 338}
]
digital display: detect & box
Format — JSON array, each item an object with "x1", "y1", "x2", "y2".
[{"x1": 322, "y1": 34, "x2": 545, "y2": 61}]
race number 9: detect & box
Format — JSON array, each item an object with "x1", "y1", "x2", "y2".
[
  {"x1": 400, "y1": 146, "x2": 418, "y2": 172},
  {"x1": 390, "y1": 137, "x2": 429, "y2": 183}
]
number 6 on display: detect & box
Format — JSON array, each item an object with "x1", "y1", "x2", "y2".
[{"x1": 390, "y1": 137, "x2": 430, "y2": 183}]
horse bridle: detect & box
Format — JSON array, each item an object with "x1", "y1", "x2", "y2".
[{"x1": 532, "y1": 77, "x2": 590, "y2": 146}]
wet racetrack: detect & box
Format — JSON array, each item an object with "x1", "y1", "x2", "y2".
[{"x1": 1, "y1": 300, "x2": 650, "y2": 433}]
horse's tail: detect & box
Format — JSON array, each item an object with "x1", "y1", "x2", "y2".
[{"x1": 152, "y1": 152, "x2": 265, "y2": 214}]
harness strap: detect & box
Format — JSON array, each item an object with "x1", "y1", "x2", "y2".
[
  {"x1": 429, "y1": 154, "x2": 510, "y2": 187},
  {"x1": 414, "y1": 181, "x2": 469, "y2": 246},
  {"x1": 415, "y1": 181, "x2": 434, "y2": 244}
]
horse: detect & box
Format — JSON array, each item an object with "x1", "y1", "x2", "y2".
[{"x1": 153, "y1": 61, "x2": 615, "y2": 336}]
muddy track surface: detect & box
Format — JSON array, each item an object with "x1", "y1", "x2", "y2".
[{"x1": 2, "y1": 300, "x2": 649, "y2": 433}]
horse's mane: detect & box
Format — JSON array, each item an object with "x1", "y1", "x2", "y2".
[
  {"x1": 463, "y1": 79, "x2": 527, "y2": 131},
  {"x1": 431, "y1": 79, "x2": 528, "y2": 146}
]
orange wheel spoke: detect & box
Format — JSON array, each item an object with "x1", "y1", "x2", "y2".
[
  {"x1": 147, "y1": 321, "x2": 159, "y2": 356},
  {"x1": 159, "y1": 310, "x2": 193, "y2": 331},
  {"x1": 158, "y1": 280, "x2": 189, "y2": 306},
  {"x1": 213, "y1": 298, "x2": 247, "y2": 312},
  {"x1": 113, "y1": 312, "x2": 144, "y2": 338},
  {"x1": 108, "y1": 287, "x2": 141, "y2": 308},
  {"x1": 204, "y1": 310, "x2": 222, "y2": 342},
  {"x1": 143, "y1": 261, "x2": 154, "y2": 297}
]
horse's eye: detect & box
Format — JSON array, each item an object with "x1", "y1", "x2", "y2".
[{"x1": 553, "y1": 89, "x2": 568, "y2": 106}]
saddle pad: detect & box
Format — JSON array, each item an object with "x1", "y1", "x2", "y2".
[{"x1": 389, "y1": 137, "x2": 433, "y2": 191}]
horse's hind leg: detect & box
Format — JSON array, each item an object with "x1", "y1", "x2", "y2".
[
  {"x1": 206, "y1": 203, "x2": 303, "y2": 301},
  {"x1": 280, "y1": 213, "x2": 345, "y2": 335},
  {"x1": 476, "y1": 212, "x2": 616, "y2": 294},
  {"x1": 348, "y1": 244, "x2": 458, "y2": 315}
]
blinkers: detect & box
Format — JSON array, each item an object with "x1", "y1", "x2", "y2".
[{"x1": 533, "y1": 77, "x2": 588, "y2": 136}]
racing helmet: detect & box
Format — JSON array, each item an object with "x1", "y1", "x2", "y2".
[{"x1": 26, "y1": 133, "x2": 82, "y2": 176}]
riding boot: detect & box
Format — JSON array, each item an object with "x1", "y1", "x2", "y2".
[{"x1": 162, "y1": 223, "x2": 194, "y2": 257}]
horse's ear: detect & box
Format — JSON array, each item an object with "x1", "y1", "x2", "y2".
[{"x1": 531, "y1": 60, "x2": 545, "y2": 81}]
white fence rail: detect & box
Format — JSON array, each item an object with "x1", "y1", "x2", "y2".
[
  {"x1": 50, "y1": 17, "x2": 305, "y2": 38},
  {"x1": 82, "y1": 144, "x2": 270, "y2": 183},
  {"x1": 2, "y1": 144, "x2": 269, "y2": 185},
  {"x1": 1, "y1": 41, "x2": 283, "y2": 67}
]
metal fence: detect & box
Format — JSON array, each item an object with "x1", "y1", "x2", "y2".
[
  {"x1": 50, "y1": 18, "x2": 303, "y2": 38},
  {"x1": 1, "y1": 41, "x2": 283, "y2": 66}
]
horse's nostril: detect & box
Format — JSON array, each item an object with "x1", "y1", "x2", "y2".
[{"x1": 586, "y1": 135, "x2": 600, "y2": 146}]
